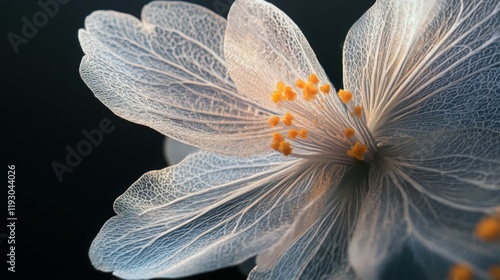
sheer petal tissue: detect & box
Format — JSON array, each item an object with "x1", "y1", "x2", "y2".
[{"x1": 78, "y1": 0, "x2": 500, "y2": 279}]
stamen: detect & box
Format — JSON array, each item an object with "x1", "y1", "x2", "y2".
[
  {"x1": 338, "y1": 89, "x2": 353, "y2": 104},
  {"x1": 271, "y1": 132, "x2": 285, "y2": 151},
  {"x1": 344, "y1": 127, "x2": 355, "y2": 138},
  {"x1": 279, "y1": 141, "x2": 293, "y2": 156},
  {"x1": 268, "y1": 116, "x2": 280, "y2": 127},
  {"x1": 353, "y1": 106, "x2": 363, "y2": 117},
  {"x1": 320, "y1": 84, "x2": 331, "y2": 94},
  {"x1": 308, "y1": 73, "x2": 319, "y2": 84},
  {"x1": 296, "y1": 79, "x2": 306, "y2": 89},
  {"x1": 448, "y1": 263, "x2": 474, "y2": 280},
  {"x1": 475, "y1": 216, "x2": 500, "y2": 242},
  {"x1": 283, "y1": 86, "x2": 297, "y2": 101},
  {"x1": 347, "y1": 141, "x2": 368, "y2": 160},
  {"x1": 288, "y1": 129, "x2": 298, "y2": 140},
  {"x1": 271, "y1": 90, "x2": 283, "y2": 103},
  {"x1": 276, "y1": 81, "x2": 285, "y2": 92},
  {"x1": 283, "y1": 112, "x2": 294, "y2": 126},
  {"x1": 299, "y1": 128, "x2": 308, "y2": 139},
  {"x1": 303, "y1": 83, "x2": 318, "y2": 101}
]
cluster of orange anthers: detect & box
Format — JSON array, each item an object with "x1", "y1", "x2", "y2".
[
  {"x1": 268, "y1": 73, "x2": 368, "y2": 160},
  {"x1": 448, "y1": 208, "x2": 500, "y2": 280},
  {"x1": 268, "y1": 113, "x2": 308, "y2": 156},
  {"x1": 337, "y1": 89, "x2": 368, "y2": 160}
]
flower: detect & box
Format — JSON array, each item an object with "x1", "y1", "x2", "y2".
[{"x1": 78, "y1": 0, "x2": 500, "y2": 279}]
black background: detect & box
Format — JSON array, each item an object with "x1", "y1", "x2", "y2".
[{"x1": 2, "y1": 0, "x2": 378, "y2": 279}]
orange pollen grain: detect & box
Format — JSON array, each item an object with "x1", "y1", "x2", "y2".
[
  {"x1": 303, "y1": 84, "x2": 318, "y2": 101},
  {"x1": 271, "y1": 91, "x2": 283, "y2": 103},
  {"x1": 320, "y1": 84, "x2": 331, "y2": 94},
  {"x1": 288, "y1": 129, "x2": 298, "y2": 140},
  {"x1": 347, "y1": 142, "x2": 368, "y2": 161},
  {"x1": 268, "y1": 116, "x2": 280, "y2": 127},
  {"x1": 283, "y1": 112, "x2": 294, "y2": 126},
  {"x1": 270, "y1": 142, "x2": 281, "y2": 151},
  {"x1": 276, "y1": 81, "x2": 285, "y2": 92},
  {"x1": 299, "y1": 128, "x2": 308, "y2": 139},
  {"x1": 279, "y1": 141, "x2": 292, "y2": 156},
  {"x1": 344, "y1": 128, "x2": 355, "y2": 138},
  {"x1": 338, "y1": 89, "x2": 353, "y2": 104},
  {"x1": 272, "y1": 132, "x2": 284, "y2": 144},
  {"x1": 354, "y1": 106, "x2": 363, "y2": 117},
  {"x1": 308, "y1": 73, "x2": 320, "y2": 84},
  {"x1": 448, "y1": 263, "x2": 474, "y2": 280},
  {"x1": 284, "y1": 86, "x2": 297, "y2": 101},
  {"x1": 296, "y1": 79, "x2": 306, "y2": 89},
  {"x1": 475, "y1": 216, "x2": 500, "y2": 242}
]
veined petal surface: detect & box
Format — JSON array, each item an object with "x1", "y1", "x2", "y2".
[
  {"x1": 225, "y1": 0, "x2": 348, "y2": 119},
  {"x1": 249, "y1": 164, "x2": 369, "y2": 280},
  {"x1": 89, "y1": 151, "x2": 330, "y2": 279},
  {"x1": 79, "y1": 1, "x2": 274, "y2": 155},
  {"x1": 381, "y1": 128, "x2": 500, "y2": 278},
  {"x1": 348, "y1": 166, "x2": 409, "y2": 280},
  {"x1": 343, "y1": 0, "x2": 499, "y2": 138}
]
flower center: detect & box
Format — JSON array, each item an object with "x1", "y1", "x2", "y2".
[{"x1": 267, "y1": 73, "x2": 375, "y2": 165}]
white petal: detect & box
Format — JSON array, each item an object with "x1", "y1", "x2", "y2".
[
  {"x1": 384, "y1": 128, "x2": 500, "y2": 210},
  {"x1": 250, "y1": 164, "x2": 369, "y2": 280},
  {"x1": 224, "y1": 0, "x2": 365, "y2": 161},
  {"x1": 343, "y1": 0, "x2": 499, "y2": 137},
  {"x1": 382, "y1": 128, "x2": 500, "y2": 278},
  {"x1": 89, "y1": 151, "x2": 327, "y2": 279},
  {"x1": 79, "y1": 2, "x2": 275, "y2": 155},
  {"x1": 348, "y1": 166, "x2": 408, "y2": 280},
  {"x1": 225, "y1": 0, "x2": 348, "y2": 120}
]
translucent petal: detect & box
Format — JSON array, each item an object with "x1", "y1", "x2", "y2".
[
  {"x1": 79, "y1": 2, "x2": 275, "y2": 155},
  {"x1": 383, "y1": 128, "x2": 500, "y2": 211},
  {"x1": 343, "y1": 0, "x2": 500, "y2": 138},
  {"x1": 89, "y1": 151, "x2": 329, "y2": 279},
  {"x1": 348, "y1": 166, "x2": 408, "y2": 280},
  {"x1": 224, "y1": 0, "x2": 349, "y2": 121},
  {"x1": 381, "y1": 128, "x2": 500, "y2": 278},
  {"x1": 249, "y1": 164, "x2": 369, "y2": 280}
]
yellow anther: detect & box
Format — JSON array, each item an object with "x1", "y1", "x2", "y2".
[
  {"x1": 338, "y1": 89, "x2": 353, "y2": 104},
  {"x1": 268, "y1": 116, "x2": 280, "y2": 127},
  {"x1": 288, "y1": 129, "x2": 298, "y2": 140},
  {"x1": 272, "y1": 132, "x2": 284, "y2": 144},
  {"x1": 344, "y1": 127, "x2": 355, "y2": 138},
  {"x1": 490, "y1": 265, "x2": 500, "y2": 280},
  {"x1": 271, "y1": 91, "x2": 283, "y2": 103},
  {"x1": 296, "y1": 79, "x2": 306, "y2": 89},
  {"x1": 347, "y1": 142, "x2": 368, "y2": 161},
  {"x1": 283, "y1": 86, "x2": 297, "y2": 101},
  {"x1": 354, "y1": 106, "x2": 363, "y2": 117},
  {"x1": 283, "y1": 112, "x2": 294, "y2": 126},
  {"x1": 308, "y1": 73, "x2": 320, "y2": 84},
  {"x1": 276, "y1": 81, "x2": 285, "y2": 92},
  {"x1": 299, "y1": 128, "x2": 308, "y2": 139},
  {"x1": 448, "y1": 263, "x2": 474, "y2": 280},
  {"x1": 475, "y1": 216, "x2": 500, "y2": 242},
  {"x1": 319, "y1": 83, "x2": 331, "y2": 94},
  {"x1": 270, "y1": 142, "x2": 281, "y2": 151},
  {"x1": 279, "y1": 141, "x2": 293, "y2": 156},
  {"x1": 303, "y1": 83, "x2": 318, "y2": 101}
]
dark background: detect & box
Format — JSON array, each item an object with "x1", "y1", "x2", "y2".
[{"x1": 2, "y1": 0, "x2": 376, "y2": 279}]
